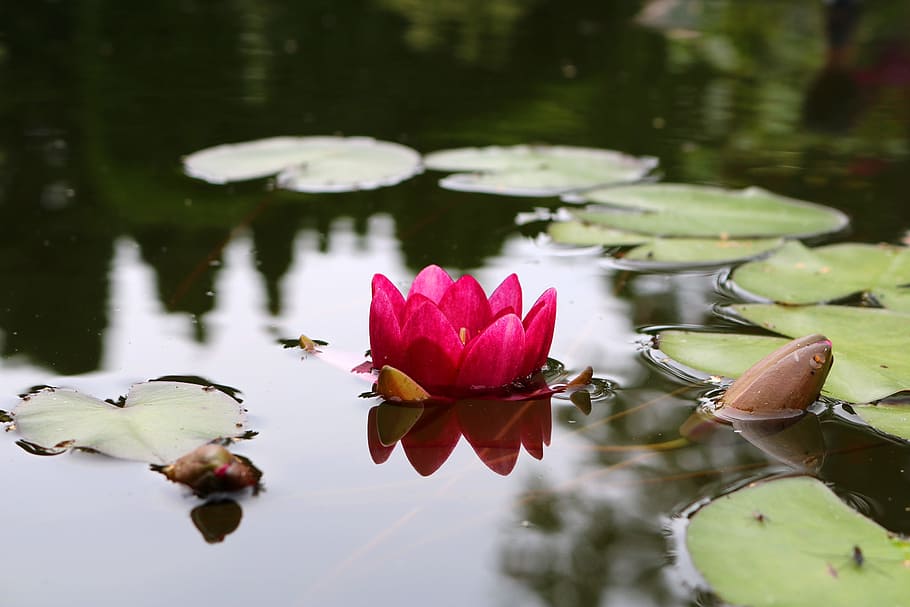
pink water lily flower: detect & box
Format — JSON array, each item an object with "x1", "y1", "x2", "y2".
[{"x1": 369, "y1": 265, "x2": 557, "y2": 400}]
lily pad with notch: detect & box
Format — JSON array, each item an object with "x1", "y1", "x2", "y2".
[
  {"x1": 10, "y1": 381, "x2": 248, "y2": 464},
  {"x1": 685, "y1": 475, "x2": 910, "y2": 607},
  {"x1": 728, "y1": 241, "x2": 910, "y2": 309},
  {"x1": 182, "y1": 136, "x2": 422, "y2": 192},
  {"x1": 423, "y1": 144, "x2": 658, "y2": 197}
]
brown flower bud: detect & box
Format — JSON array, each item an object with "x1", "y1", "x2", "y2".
[{"x1": 720, "y1": 334, "x2": 833, "y2": 418}]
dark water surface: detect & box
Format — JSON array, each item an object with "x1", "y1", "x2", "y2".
[{"x1": 1, "y1": 1, "x2": 909, "y2": 606}]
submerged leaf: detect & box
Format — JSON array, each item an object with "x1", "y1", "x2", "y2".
[
  {"x1": 183, "y1": 136, "x2": 422, "y2": 192},
  {"x1": 12, "y1": 381, "x2": 247, "y2": 464},
  {"x1": 686, "y1": 476, "x2": 910, "y2": 607},
  {"x1": 730, "y1": 241, "x2": 910, "y2": 306},
  {"x1": 424, "y1": 144, "x2": 657, "y2": 197}
]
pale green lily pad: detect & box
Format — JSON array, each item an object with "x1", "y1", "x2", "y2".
[
  {"x1": 548, "y1": 220, "x2": 783, "y2": 265},
  {"x1": 686, "y1": 476, "x2": 910, "y2": 607},
  {"x1": 731, "y1": 241, "x2": 910, "y2": 306},
  {"x1": 851, "y1": 404, "x2": 910, "y2": 441},
  {"x1": 571, "y1": 184, "x2": 848, "y2": 238},
  {"x1": 652, "y1": 304, "x2": 910, "y2": 404},
  {"x1": 622, "y1": 236, "x2": 783, "y2": 264},
  {"x1": 12, "y1": 381, "x2": 247, "y2": 464},
  {"x1": 182, "y1": 136, "x2": 422, "y2": 192},
  {"x1": 423, "y1": 145, "x2": 658, "y2": 197}
]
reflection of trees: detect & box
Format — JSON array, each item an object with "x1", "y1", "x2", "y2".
[
  {"x1": 500, "y1": 378, "x2": 776, "y2": 606},
  {"x1": 376, "y1": 0, "x2": 539, "y2": 66},
  {"x1": 0, "y1": 2, "x2": 115, "y2": 374}
]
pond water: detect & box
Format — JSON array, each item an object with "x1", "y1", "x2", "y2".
[{"x1": 2, "y1": 2, "x2": 909, "y2": 606}]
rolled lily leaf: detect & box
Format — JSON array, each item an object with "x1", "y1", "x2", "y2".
[
  {"x1": 424, "y1": 145, "x2": 657, "y2": 197},
  {"x1": 729, "y1": 241, "x2": 910, "y2": 306},
  {"x1": 719, "y1": 334, "x2": 833, "y2": 418}
]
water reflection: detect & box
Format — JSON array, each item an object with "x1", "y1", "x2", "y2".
[
  {"x1": 190, "y1": 499, "x2": 244, "y2": 544},
  {"x1": 368, "y1": 396, "x2": 555, "y2": 476}
]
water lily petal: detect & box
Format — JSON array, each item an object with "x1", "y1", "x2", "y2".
[
  {"x1": 401, "y1": 299, "x2": 463, "y2": 388},
  {"x1": 408, "y1": 264, "x2": 454, "y2": 304},
  {"x1": 456, "y1": 313, "x2": 525, "y2": 389},
  {"x1": 438, "y1": 275, "x2": 493, "y2": 339},
  {"x1": 489, "y1": 273, "x2": 523, "y2": 318},
  {"x1": 519, "y1": 288, "x2": 557, "y2": 377},
  {"x1": 372, "y1": 274, "x2": 405, "y2": 323},
  {"x1": 369, "y1": 286, "x2": 403, "y2": 370}
]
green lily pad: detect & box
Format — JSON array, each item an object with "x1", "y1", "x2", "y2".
[
  {"x1": 12, "y1": 381, "x2": 247, "y2": 464},
  {"x1": 423, "y1": 144, "x2": 658, "y2": 197},
  {"x1": 652, "y1": 304, "x2": 910, "y2": 404},
  {"x1": 730, "y1": 241, "x2": 910, "y2": 306},
  {"x1": 571, "y1": 184, "x2": 848, "y2": 238},
  {"x1": 548, "y1": 220, "x2": 783, "y2": 265},
  {"x1": 686, "y1": 476, "x2": 910, "y2": 607},
  {"x1": 851, "y1": 403, "x2": 910, "y2": 441},
  {"x1": 622, "y1": 236, "x2": 783, "y2": 265},
  {"x1": 182, "y1": 136, "x2": 422, "y2": 192}
]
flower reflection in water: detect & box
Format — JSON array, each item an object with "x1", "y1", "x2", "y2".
[{"x1": 368, "y1": 396, "x2": 553, "y2": 476}]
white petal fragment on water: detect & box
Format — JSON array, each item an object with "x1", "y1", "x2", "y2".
[
  {"x1": 423, "y1": 144, "x2": 658, "y2": 197},
  {"x1": 13, "y1": 381, "x2": 247, "y2": 464},
  {"x1": 182, "y1": 136, "x2": 423, "y2": 192}
]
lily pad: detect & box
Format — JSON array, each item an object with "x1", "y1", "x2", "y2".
[
  {"x1": 730, "y1": 241, "x2": 910, "y2": 306},
  {"x1": 686, "y1": 476, "x2": 910, "y2": 607},
  {"x1": 182, "y1": 136, "x2": 422, "y2": 192},
  {"x1": 622, "y1": 236, "x2": 783, "y2": 265},
  {"x1": 851, "y1": 403, "x2": 910, "y2": 442},
  {"x1": 652, "y1": 304, "x2": 910, "y2": 404},
  {"x1": 12, "y1": 381, "x2": 247, "y2": 464},
  {"x1": 548, "y1": 220, "x2": 783, "y2": 266},
  {"x1": 423, "y1": 144, "x2": 658, "y2": 197},
  {"x1": 570, "y1": 184, "x2": 848, "y2": 238}
]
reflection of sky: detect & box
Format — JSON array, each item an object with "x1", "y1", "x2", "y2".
[{"x1": 1, "y1": 215, "x2": 703, "y2": 606}]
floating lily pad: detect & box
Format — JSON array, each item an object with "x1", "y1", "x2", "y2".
[
  {"x1": 686, "y1": 476, "x2": 910, "y2": 607},
  {"x1": 851, "y1": 403, "x2": 910, "y2": 442},
  {"x1": 569, "y1": 184, "x2": 848, "y2": 238},
  {"x1": 423, "y1": 145, "x2": 658, "y2": 197},
  {"x1": 548, "y1": 220, "x2": 783, "y2": 266},
  {"x1": 730, "y1": 241, "x2": 910, "y2": 307},
  {"x1": 12, "y1": 381, "x2": 247, "y2": 464},
  {"x1": 622, "y1": 236, "x2": 783, "y2": 265},
  {"x1": 652, "y1": 304, "x2": 910, "y2": 404},
  {"x1": 182, "y1": 136, "x2": 422, "y2": 192}
]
